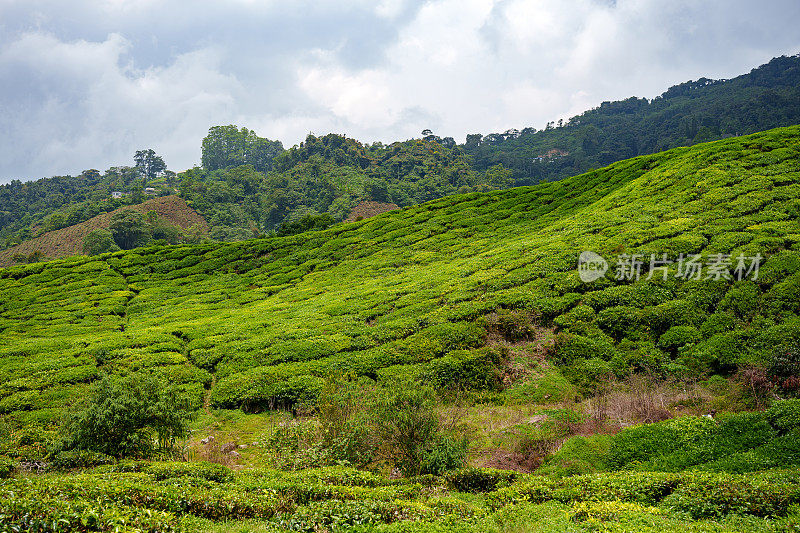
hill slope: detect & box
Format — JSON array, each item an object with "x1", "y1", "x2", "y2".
[
  {"x1": 0, "y1": 195, "x2": 207, "y2": 267},
  {"x1": 0, "y1": 127, "x2": 799, "y2": 427}
]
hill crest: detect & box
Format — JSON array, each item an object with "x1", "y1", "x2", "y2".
[{"x1": 0, "y1": 195, "x2": 207, "y2": 267}]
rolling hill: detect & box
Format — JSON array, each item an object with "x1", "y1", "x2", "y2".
[
  {"x1": 0, "y1": 195, "x2": 208, "y2": 268},
  {"x1": 0, "y1": 126, "x2": 798, "y2": 426},
  {"x1": 1, "y1": 126, "x2": 800, "y2": 532}
]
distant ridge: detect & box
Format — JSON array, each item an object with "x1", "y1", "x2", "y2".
[{"x1": 0, "y1": 195, "x2": 207, "y2": 267}]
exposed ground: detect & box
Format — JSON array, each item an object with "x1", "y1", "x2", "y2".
[{"x1": 0, "y1": 195, "x2": 208, "y2": 267}]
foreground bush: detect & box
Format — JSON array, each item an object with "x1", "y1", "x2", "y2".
[{"x1": 63, "y1": 372, "x2": 195, "y2": 459}]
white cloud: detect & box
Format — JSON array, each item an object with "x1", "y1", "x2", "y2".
[{"x1": 1, "y1": 0, "x2": 799, "y2": 182}]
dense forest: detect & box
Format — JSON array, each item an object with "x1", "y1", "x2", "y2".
[
  {"x1": 463, "y1": 54, "x2": 800, "y2": 183},
  {"x1": 2, "y1": 54, "x2": 800, "y2": 252}
]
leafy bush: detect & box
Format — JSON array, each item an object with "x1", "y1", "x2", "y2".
[
  {"x1": 657, "y1": 326, "x2": 701, "y2": 356},
  {"x1": 0, "y1": 456, "x2": 14, "y2": 478},
  {"x1": 767, "y1": 344, "x2": 800, "y2": 396},
  {"x1": 538, "y1": 435, "x2": 613, "y2": 478},
  {"x1": 419, "y1": 348, "x2": 504, "y2": 392},
  {"x1": 65, "y1": 372, "x2": 195, "y2": 459},
  {"x1": 765, "y1": 399, "x2": 800, "y2": 434},
  {"x1": 146, "y1": 461, "x2": 234, "y2": 483},
  {"x1": 552, "y1": 333, "x2": 616, "y2": 365},
  {"x1": 419, "y1": 435, "x2": 469, "y2": 476},
  {"x1": 562, "y1": 357, "x2": 615, "y2": 396},
  {"x1": 83, "y1": 229, "x2": 121, "y2": 255},
  {"x1": 49, "y1": 449, "x2": 115, "y2": 470},
  {"x1": 375, "y1": 385, "x2": 467, "y2": 477},
  {"x1": 317, "y1": 377, "x2": 378, "y2": 467},
  {"x1": 444, "y1": 467, "x2": 521, "y2": 493}
]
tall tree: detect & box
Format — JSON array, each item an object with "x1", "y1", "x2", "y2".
[
  {"x1": 109, "y1": 210, "x2": 151, "y2": 250},
  {"x1": 134, "y1": 149, "x2": 167, "y2": 180},
  {"x1": 201, "y1": 125, "x2": 283, "y2": 173}
]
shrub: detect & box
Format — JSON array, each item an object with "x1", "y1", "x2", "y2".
[
  {"x1": 420, "y1": 348, "x2": 503, "y2": 392},
  {"x1": 49, "y1": 449, "x2": 115, "y2": 470},
  {"x1": 552, "y1": 333, "x2": 616, "y2": 365},
  {"x1": 538, "y1": 435, "x2": 613, "y2": 478},
  {"x1": 767, "y1": 343, "x2": 800, "y2": 397},
  {"x1": 765, "y1": 399, "x2": 800, "y2": 435},
  {"x1": 146, "y1": 461, "x2": 234, "y2": 483},
  {"x1": 506, "y1": 367, "x2": 577, "y2": 405},
  {"x1": 444, "y1": 467, "x2": 520, "y2": 493},
  {"x1": 657, "y1": 326, "x2": 701, "y2": 356},
  {"x1": 83, "y1": 229, "x2": 121, "y2": 255},
  {"x1": 317, "y1": 377, "x2": 378, "y2": 467},
  {"x1": 719, "y1": 281, "x2": 760, "y2": 319},
  {"x1": 65, "y1": 372, "x2": 195, "y2": 459},
  {"x1": 596, "y1": 306, "x2": 641, "y2": 340},
  {"x1": 419, "y1": 435, "x2": 468, "y2": 475},
  {"x1": 375, "y1": 385, "x2": 442, "y2": 477},
  {"x1": 563, "y1": 357, "x2": 615, "y2": 396},
  {"x1": 486, "y1": 309, "x2": 537, "y2": 341},
  {"x1": 552, "y1": 305, "x2": 596, "y2": 332},
  {"x1": 0, "y1": 456, "x2": 15, "y2": 478}
]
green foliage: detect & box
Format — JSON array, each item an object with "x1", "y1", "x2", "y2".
[
  {"x1": 49, "y1": 449, "x2": 115, "y2": 470},
  {"x1": 420, "y1": 348, "x2": 503, "y2": 392},
  {"x1": 276, "y1": 213, "x2": 335, "y2": 237},
  {"x1": 764, "y1": 399, "x2": 800, "y2": 435},
  {"x1": 83, "y1": 228, "x2": 121, "y2": 255},
  {"x1": 201, "y1": 125, "x2": 283, "y2": 173},
  {"x1": 444, "y1": 468, "x2": 520, "y2": 493},
  {"x1": 538, "y1": 435, "x2": 613, "y2": 478},
  {"x1": 0, "y1": 457, "x2": 14, "y2": 479},
  {"x1": 146, "y1": 461, "x2": 234, "y2": 483},
  {"x1": 375, "y1": 385, "x2": 444, "y2": 477},
  {"x1": 134, "y1": 149, "x2": 167, "y2": 180},
  {"x1": 506, "y1": 366, "x2": 577, "y2": 405},
  {"x1": 2, "y1": 126, "x2": 800, "y2": 435},
  {"x1": 65, "y1": 372, "x2": 195, "y2": 459},
  {"x1": 109, "y1": 209, "x2": 151, "y2": 249}
]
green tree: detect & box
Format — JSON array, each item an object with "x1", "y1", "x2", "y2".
[
  {"x1": 134, "y1": 149, "x2": 167, "y2": 180},
  {"x1": 109, "y1": 210, "x2": 151, "y2": 249},
  {"x1": 201, "y1": 125, "x2": 283, "y2": 173},
  {"x1": 83, "y1": 229, "x2": 121, "y2": 255},
  {"x1": 146, "y1": 210, "x2": 182, "y2": 244},
  {"x1": 67, "y1": 372, "x2": 194, "y2": 459}
]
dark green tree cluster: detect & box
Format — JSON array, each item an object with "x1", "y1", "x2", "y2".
[
  {"x1": 201, "y1": 125, "x2": 284, "y2": 173},
  {"x1": 81, "y1": 209, "x2": 184, "y2": 254},
  {"x1": 183, "y1": 132, "x2": 513, "y2": 237},
  {"x1": 463, "y1": 54, "x2": 800, "y2": 184},
  {"x1": 134, "y1": 149, "x2": 167, "y2": 180}
]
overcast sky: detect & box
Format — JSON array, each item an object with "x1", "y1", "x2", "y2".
[{"x1": 1, "y1": 0, "x2": 799, "y2": 183}]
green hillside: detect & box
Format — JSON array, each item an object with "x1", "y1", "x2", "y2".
[
  {"x1": 2, "y1": 126, "x2": 799, "y2": 422},
  {"x1": 2, "y1": 127, "x2": 800, "y2": 531}
]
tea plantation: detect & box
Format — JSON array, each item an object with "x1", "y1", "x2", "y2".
[{"x1": 2, "y1": 126, "x2": 800, "y2": 531}]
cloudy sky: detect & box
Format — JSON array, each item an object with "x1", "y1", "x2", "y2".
[{"x1": 1, "y1": 0, "x2": 799, "y2": 183}]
